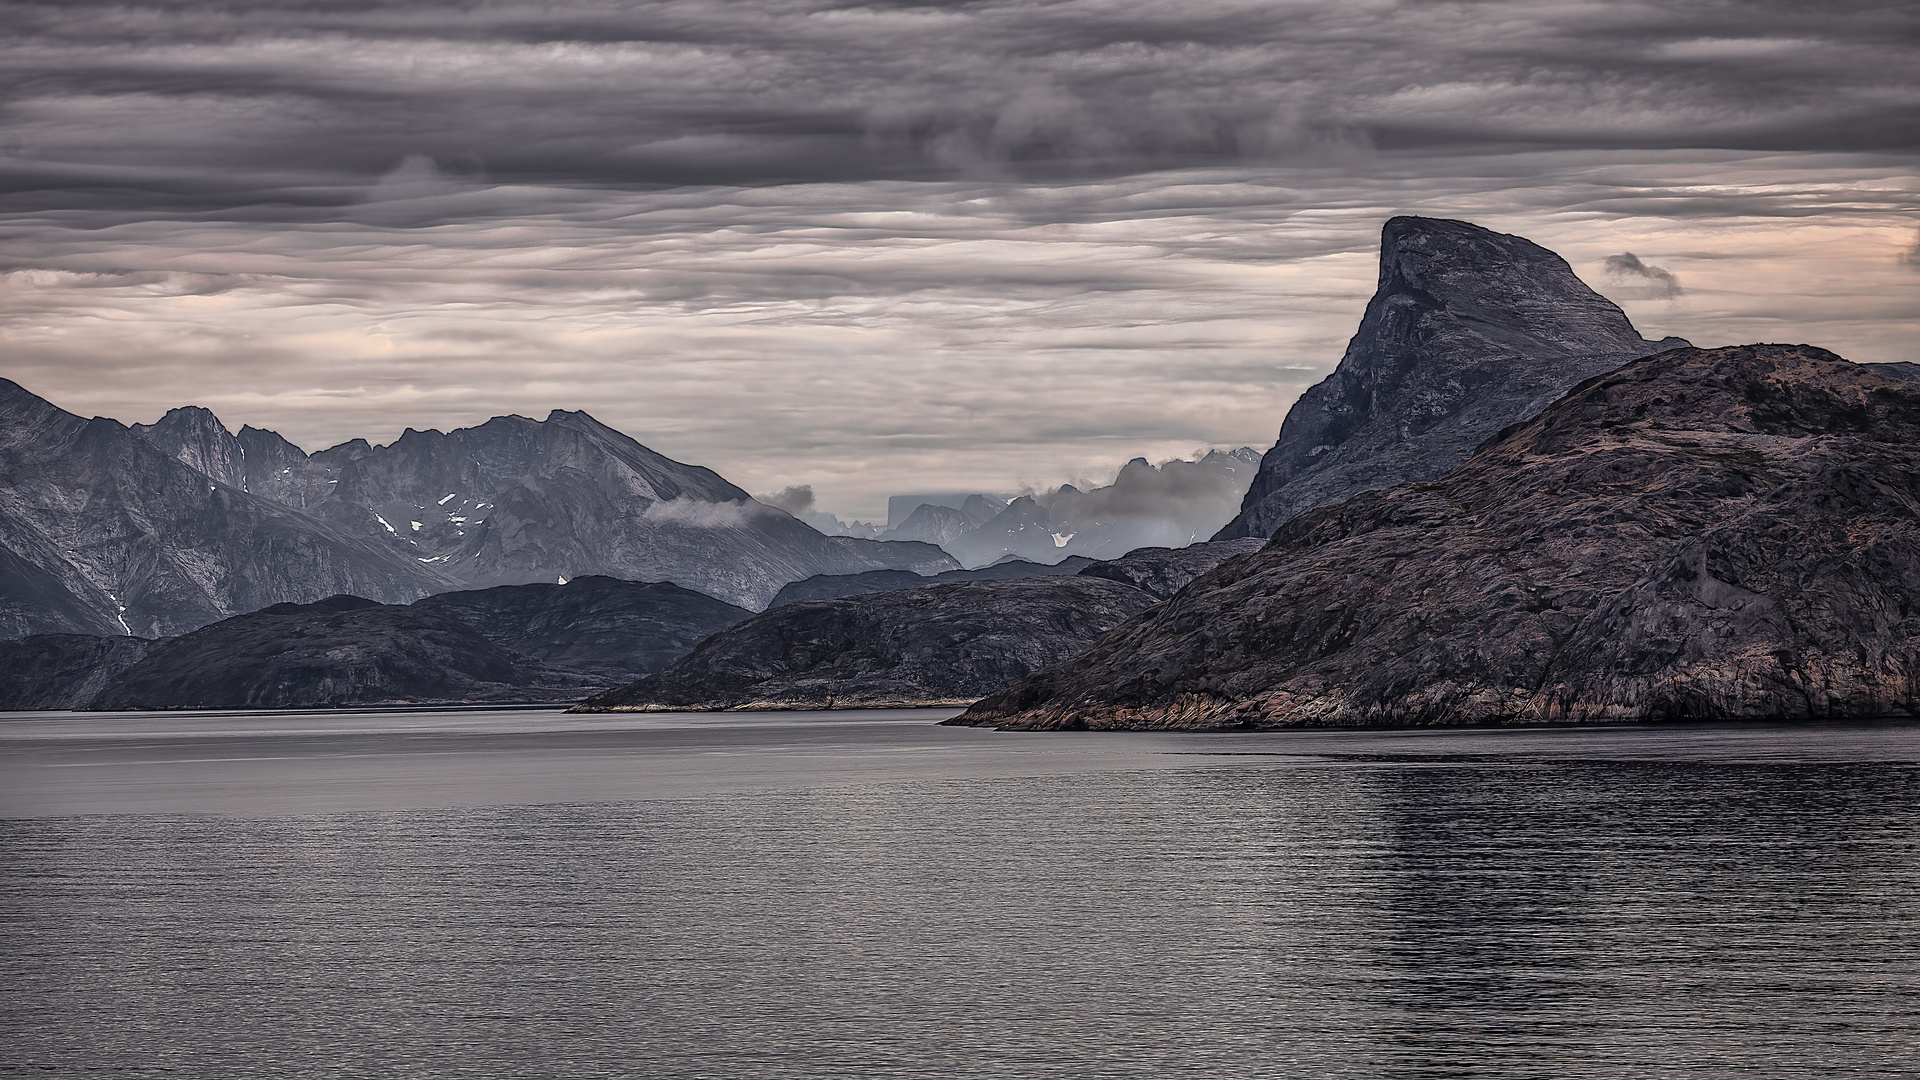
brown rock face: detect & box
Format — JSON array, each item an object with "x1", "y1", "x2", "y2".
[{"x1": 954, "y1": 346, "x2": 1920, "y2": 729}]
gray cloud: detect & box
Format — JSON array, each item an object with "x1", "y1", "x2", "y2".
[
  {"x1": 3, "y1": 0, "x2": 1915, "y2": 213},
  {"x1": 1603, "y1": 251, "x2": 1684, "y2": 298},
  {"x1": 1, "y1": 1, "x2": 1915, "y2": 519},
  {"x1": 759, "y1": 485, "x2": 815, "y2": 517}
]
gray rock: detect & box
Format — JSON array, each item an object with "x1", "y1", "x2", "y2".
[
  {"x1": 954, "y1": 345, "x2": 1920, "y2": 730},
  {"x1": 1217, "y1": 216, "x2": 1686, "y2": 540},
  {"x1": 6, "y1": 575, "x2": 756, "y2": 710},
  {"x1": 572, "y1": 576, "x2": 1160, "y2": 711}
]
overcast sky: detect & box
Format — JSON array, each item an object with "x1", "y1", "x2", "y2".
[{"x1": 3, "y1": 0, "x2": 1915, "y2": 520}]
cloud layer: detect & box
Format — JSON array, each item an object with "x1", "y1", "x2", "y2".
[{"x1": 2, "y1": 1, "x2": 1915, "y2": 517}]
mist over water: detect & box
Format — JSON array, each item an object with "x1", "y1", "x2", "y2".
[{"x1": 3, "y1": 711, "x2": 1917, "y2": 1078}]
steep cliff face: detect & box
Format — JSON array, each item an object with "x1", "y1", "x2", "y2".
[
  {"x1": 956, "y1": 346, "x2": 1920, "y2": 730},
  {"x1": 1217, "y1": 217, "x2": 1686, "y2": 540},
  {"x1": 0, "y1": 379, "x2": 460, "y2": 638},
  {"x1": 572, "y1": 576, "x2": 1160, "y2": 711}
]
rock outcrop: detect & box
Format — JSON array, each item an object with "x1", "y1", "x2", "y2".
[
  {"x1": 1216, "y1": 217, "x2": 1687, "y2": 540},
  {"x1": 955, "y1": 346, "x2": 1920, "y2": 729},
  {"x1": 572, "y1": 576, "x2": 1160, "y2": 711}
]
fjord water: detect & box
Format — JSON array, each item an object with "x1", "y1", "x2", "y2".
[{"x1": 3, "y1": 710, "x2": 1916, "y2": 1078}]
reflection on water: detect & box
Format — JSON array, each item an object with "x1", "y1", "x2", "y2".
[{"x1": 2, "y1": 711, "x2": 1916, "y2": 1078}]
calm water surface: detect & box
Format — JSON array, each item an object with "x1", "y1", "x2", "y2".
[{"x1": 3, "y1": 708, "x2": 1917, "y2": 1078}]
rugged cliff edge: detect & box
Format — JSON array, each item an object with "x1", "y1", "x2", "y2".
[
  {"x1": 1216, "y1": 216, "x2": 1686, "y2": 540},
  {"x1": 955, "y1": 346, "x2": 1920, "y2": 729},
  {"x1": 571, "y1": 576, "x2": 1159, "y2": 711}
]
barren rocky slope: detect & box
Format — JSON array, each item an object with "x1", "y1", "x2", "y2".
[
  {"x1": 86, "y1": 595, "x2": 600, "y2": 710},
  {"x1": 0, "y1": 379, "x2": 460, "y2": 639},
  {"x1": 956, "y1": 345, "x2": 1920, "y2": 730},
  {"x1": 1217, "y1": 217, "x2": 1687, "y2": 540},
  {"x1": 128, "y1": 403, "x2": 956, "y2": 610},
  {"x1": 410, "y1": 576, "x2": 750, "y2": 681},
  {"x1": 573, "y1": 576, "x2": 1160, "y2": 711}
]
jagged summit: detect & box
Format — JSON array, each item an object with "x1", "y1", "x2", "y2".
[
  {"x1": 1, "y1": 380, "x2": 960, "y2": 635},
  {"x1": 1217, "y1": 216, "x2": 1686, "y2": 539}
]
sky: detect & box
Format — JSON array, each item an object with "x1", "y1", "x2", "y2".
[{"x1": 2, "y1": 1, "x2": 1915, "y2": 521}]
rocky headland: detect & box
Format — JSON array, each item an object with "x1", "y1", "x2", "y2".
[{"x1": 954, "y1": 345, "x2": 1920, "y2": 730}]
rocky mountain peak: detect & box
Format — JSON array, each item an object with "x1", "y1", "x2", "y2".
[
  {"x1": 1216, "y1": 216, "x2": 1687, "y2": 540},
  {"x1": 131, "y1": 405, "x2": 248, "y2": 489}
]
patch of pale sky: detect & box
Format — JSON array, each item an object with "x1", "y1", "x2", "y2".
[{"x1": 4, "y1": 151, "x2": 1915, "y2": 519}]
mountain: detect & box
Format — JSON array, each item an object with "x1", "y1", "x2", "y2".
[
  {"x1": 945, "y1": 449, "x2": 1261, "y2": 567},
  {"x1": 0, "y1": 379, "x2": 460, "y2": 639},
  {"x1": 878, "y1": 502, "x2": 973, "y2": 545},
  {"x1": 0, "y1": 575, "x2": 756, "y2": 710},
  {"x1": 571, "y1": 576, "x2": 1160, "y2": 712},
  {"x1": 767, "y1": 557, "x2": 1095, "y2": 607},
  {"x1": 1867, "y1": 362, "x2": 1920, "y2": 382},
  {"x1": 85, "y1": 595, "x2": 600, "y2": 710},
  {"x1": 3, "y1": 384, "x2": 962, "y2": 636},
  {"x1": 1076, "y1": 538, "x2": 1265, "y2": 600},
  {"x1": 200, "y1": 407, "x2": 957, "y2": 610},
  {"x1": 1216, "y1": 216, "x2": 1689, "y2": 540},
  {"x1": 0, "y1": 634, "x2": 156, "y2": 711},
  {"x1": 410, "y1": 576, "x2": 750, "y2": 681},
  {"x1": 954, "y1": 345, "x2": 1920, "y2": 730}
]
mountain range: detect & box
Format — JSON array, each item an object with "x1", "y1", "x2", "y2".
[{"x1": 0, "y1": 385, "x2": 960, "y2": 638}]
